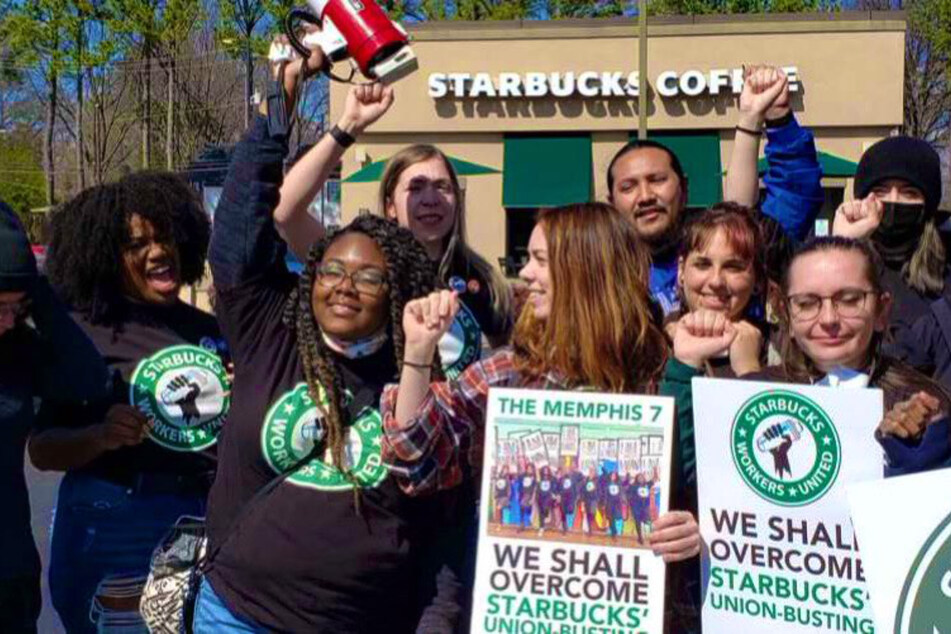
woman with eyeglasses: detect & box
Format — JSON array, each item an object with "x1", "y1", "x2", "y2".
[
  {"x1": 671, "y1": 236, "x2": 951, "y2": 478},
  {"x1": 193, "y1": 70, "x2": 458, "y2": 632}
]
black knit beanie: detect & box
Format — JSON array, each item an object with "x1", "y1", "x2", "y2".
[
  {"x1": 0, "y1": 200, "x2": 38, "y2": 293},
  {"x1": 853, "y1": 136, "x2": 943, "y2": 214}
]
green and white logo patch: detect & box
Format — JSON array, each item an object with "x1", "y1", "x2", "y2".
[
  {"x1": 130, "y1": 344, "x2": 230, "y2": 452},
  {"x1": 261, "y1": 382, "x2": 388, "y2": 491},
  {"x1": 895, "y1": 510, "x2": 951, "y2": 634},
  {"x1": 731, "y1": 390, "x2": 841, "y2": 507},
  {"x1": 439, "y1": 302, "x2": 482, "y2": 380}
]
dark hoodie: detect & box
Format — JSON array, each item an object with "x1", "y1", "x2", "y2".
[{"x1": 0, "y1": 201, "x2": 108, "y2": 579}]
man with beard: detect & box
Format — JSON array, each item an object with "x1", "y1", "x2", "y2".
[{"x1": 606, "y1": 66, "x2": 823, "y2": 316}]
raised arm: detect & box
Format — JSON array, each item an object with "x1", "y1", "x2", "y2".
[{"x1": 276, "y1": 83, "x2": 394, "y2": 260}]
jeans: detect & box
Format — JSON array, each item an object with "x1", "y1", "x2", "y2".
[
  {"x1": 192, "y1": 577, "x2": 268, "y2": 633},
  {"x1": 49, "y1": 471, "x2": 206, "y2": 634}
]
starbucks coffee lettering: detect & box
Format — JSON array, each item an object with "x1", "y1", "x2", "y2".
[{"x1": 428, "y1": 66, "x2": 800, "y2": 99}]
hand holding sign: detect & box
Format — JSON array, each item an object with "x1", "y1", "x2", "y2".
[
  {"x1": 878, "y1": 391, "x2": 942, "y2": 440},
  {"x1": 648, "y1": 510, "x2": 700, "y2": 562},
  {"x1": 672, "y1": 309, "x2": 737, "y2": 369},
  {"x1": 739, "y1": 64, "x2": 789, "y2": 127},
  {"x1": 832, "y1": 195, "x2": 884, "y2": 240},
  {"x1": 403, "y1": 290, "x2": 459, "y2": 365}
]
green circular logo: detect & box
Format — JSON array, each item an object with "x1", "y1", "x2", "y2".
[
  {"x1": 894, "y1": 510, "x2": 951, "y2": 633},
  {"x1": 129, "y1": 344, "x2": 230, "y2": 452},
  {"x1": 260, "y1": 383, "x2": 388, "y2": 491},
  {"x1": 731, "y1": 390, "x2": 841, "y2": 507},
  {"x1": 439, "y1": 302, "x2": 482, "y2": 380}
]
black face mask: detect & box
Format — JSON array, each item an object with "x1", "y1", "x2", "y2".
[{"x1": 871, "y1": 201, "x2": 930, "y2": 264}]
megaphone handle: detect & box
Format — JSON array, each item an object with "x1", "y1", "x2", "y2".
[{"x1": 285, "y1": 9, "x2": 323, "y2": 59}]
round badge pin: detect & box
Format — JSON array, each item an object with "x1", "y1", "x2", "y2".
[
  {"x1": 467, "y1": 279, "x2": 481, "y2": 294},
  {"x1": 449, "y1": 276, "x2": 467, "y2": 293}
]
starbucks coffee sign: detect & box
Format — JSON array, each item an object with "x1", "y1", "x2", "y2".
[{"x1": 428, "y1": 66, "x2": 800, "y2": 99}]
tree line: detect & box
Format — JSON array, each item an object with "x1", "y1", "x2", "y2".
[{"x1": 0, "y1": 0, "x2": 947, "y2": 227}]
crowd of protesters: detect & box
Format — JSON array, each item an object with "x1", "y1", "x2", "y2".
[{"x1": 1, "y1": 30, "x2": 950, "y2": 634}]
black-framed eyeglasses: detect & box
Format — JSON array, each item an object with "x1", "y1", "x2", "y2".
[
  {"x1": 786, "y1": 288, "x2": 879, "y2": 321},
  {"x1": 316, "y1": 263, "x2": 387, "y2": 296}
]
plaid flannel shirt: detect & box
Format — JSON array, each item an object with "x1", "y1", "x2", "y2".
[{"x1": 381, "y1": 349, "x2": 565, "y2": 496}]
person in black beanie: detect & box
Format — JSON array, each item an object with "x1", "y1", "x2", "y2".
[
  {"x1": 832, "y1": 135, "x2": 948, "y2": 369},
  {"x1": 0, "y1": 200, "x2": 108, "y2": 634}
]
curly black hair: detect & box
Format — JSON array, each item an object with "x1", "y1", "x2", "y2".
[
  {"x1": 46, "y1": 171, "x2": 210, "y2": 324},
  {"x1": 283, "y1": 214, "x2": 443, "y2": 507}
]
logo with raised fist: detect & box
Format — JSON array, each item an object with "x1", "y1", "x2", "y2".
[
  {"x1": 438, "y1": 302, "x2": 482, "y2": 380},
  {"x1": 260, "y1": 383, "x2": 388, "y2": 491},
  {"x1": 731, "y1": 390, "x2": 841, "y2": 507},
  {"x1": 895, "y1": 510, "x2": 951, "y2": 634},
  {"x1": 130, "y1": 344, "x2": 230, "y2": 452}
]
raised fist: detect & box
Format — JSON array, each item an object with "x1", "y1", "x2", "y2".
[
  {"x1": 832, "y1": 195, "x2": 884, "y2": 240},
  {"x1": 161, "y1": 371, "x2": 205, "y2": 425},
  {"x1": 340, "y1": 83, "x2": 396, "y2": 136},
  {"x1": 730, "y1": 320, "x2": 763, "y2": 376},
  {"x1": 672, "y1": 309, "x2": 738, "y2": 369},
  {"x1": 402, "y1": 290, "x2": 459, "y2": 367},
  {"x1": 879, "y1": 391, "x2": 943, "y2": 440},
  {"x1": 739, "y1": 65, "x2": 789, "y2": 126}
]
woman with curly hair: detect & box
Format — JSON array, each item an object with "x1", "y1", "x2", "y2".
[
  {"x1": 192, "y1": 70, "x2": 458, "y2": 632},
  {"x1": 28, "y1": 171, "x2": 230, "y2": 633}
]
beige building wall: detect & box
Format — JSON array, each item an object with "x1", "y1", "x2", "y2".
[{"x1": 332, "y1": 13, "x2": 906, "y2": 271}]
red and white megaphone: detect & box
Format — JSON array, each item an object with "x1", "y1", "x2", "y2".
[{"x1": 285, "y1": 0, "x2": 418, "y2": 84}]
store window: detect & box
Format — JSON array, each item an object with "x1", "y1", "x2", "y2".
[{"x1": 501, "y1": 133, "x2": 593, "y2": 274}]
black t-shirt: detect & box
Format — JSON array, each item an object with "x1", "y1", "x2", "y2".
[
  {"x1": 36, "y1": 301, "x2": 230, "y2": 483},
  {"x1": 205, "y1": 271, "x2": 445, "y2": 633}
]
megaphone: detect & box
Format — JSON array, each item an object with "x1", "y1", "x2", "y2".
[{"x1": 285, "y1": 0, "x2": 418, "y2": 84}]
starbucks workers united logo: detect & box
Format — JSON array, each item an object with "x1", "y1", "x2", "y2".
[
  {"x1": 130, "y1": 344, "x2": 230, "y2": 452},
  {"x1": 439, "y1": 302, "x2": 482, "y2": 380},
  {"x1": 894, "y1": 510, "x2": 951, "y2": 634},
  {"x1": 261, "y1": 383, "x2": 388, "y2": 491},
  {"x1": 731, "y1": 390, "x2": 841, "y2": 507}
]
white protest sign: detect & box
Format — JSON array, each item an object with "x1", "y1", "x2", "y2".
[
  {"x1": 848, "y1": 468, "x2": 951, "y2": 633},
  {"x1": 476, "y1": 388, "x2": 675, "y2": 634},
  {"x1": 560, "y1": 424, "x2": 580, "y2": 457},
  {"x1": 543, "y1": 433, "x2": 561, "y2": 467},
  {"x1": 521, "y1": 431, "x2": 550, "y2": 469},
  {"x1": 579, "y1": 438, "x2": 599, "y2": 473},
  {"x1": 693, "y1": 378, "x2": 884, "y2": 634}
]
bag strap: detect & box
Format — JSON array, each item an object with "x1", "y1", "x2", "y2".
[{"x1": 201, "y1": 443, "x2": 321, "y2": 571}]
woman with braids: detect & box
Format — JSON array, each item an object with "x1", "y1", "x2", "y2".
[
  {"x1": 381, "y1": 204, "x2": 702, "y2": 622},
  {"x1": 193, "y1": 60, "x2": 457, "y2": 632},
  {"x1": 275, "y1": 80, "x2": 513, "y2": 378},
  {"x1": 28, "y1": 171, "x2": 230, "y2": 633}
]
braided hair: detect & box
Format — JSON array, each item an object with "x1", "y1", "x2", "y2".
[
  {"x1": 46, "y1": 171, "x2": 209, "y2": 325},
  {"x1": 283, "y1": 214, "x2": 442, "y2": 503}
]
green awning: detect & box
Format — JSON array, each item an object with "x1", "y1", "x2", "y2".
[
  {"x1": 634, "y1": 132, "x2": 723, "y2": 207},
  {"x1": 757, "y1": 151, "x2": 859, "y2": 178},
  {"x1": 342, "y1": 155, "x2": 499, "y2": 183},
  {"x1": 503, "y1": 134, "x2": 593, "y2": 208}
]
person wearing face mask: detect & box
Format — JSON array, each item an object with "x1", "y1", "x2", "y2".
[
  {"x1": 0, "y1": 202, "x2": 108, "y2": 634},
  {"x1": 380, "y1": 203, "x2": 706, "y2": 632},
  {"x1": 832, "y1": 136, "x2": 947, "y2": 368},
  {"x1": 670, "y1": 236, "x2": 951, "y2": 482},
  {"x1": 608, "y1": 64, "x2": 823, "y2": 316},
  {"x1": 27, "y1": 173, "x2": 230, "y2": 633},
  {"x1": 193, "y1": 63, "x2": 457, "y2": 631}
]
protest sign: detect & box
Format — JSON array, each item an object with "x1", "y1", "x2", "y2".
[
  {"x1": 544, "y1": 433, "x2": 561, "y2": 467},
  {"x1": 693, "y1": 378, "x2": 883, "y2": 634},
  {"x1": 475, "y1": 388, "x2": 674, "y2": 634},
  {"x1": 522, "y1": 431, "x2": 550, "y2": 469},
  {"x1": 561, "y1": 424, "x2": 580, "y2": 457},
  {"x1": 848, "y1": 468, "x2": 951, "y2": 633}
]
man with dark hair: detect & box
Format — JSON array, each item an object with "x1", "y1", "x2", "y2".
[
  {"x1": 607, "y1": 66, "x2": 823, "y2": 315},
  {"x1": 0, "y1": 201, "x2": 108, "y2": 634}
]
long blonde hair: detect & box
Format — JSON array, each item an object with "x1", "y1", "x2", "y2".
[
  {"x1": 379, "y1": 144, "x2": 512, "y2": 339},
  {"x1": 513, "y1": 203, "x2": 667, "y2": 392}
]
